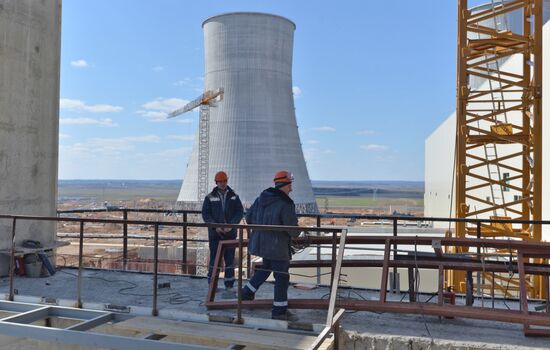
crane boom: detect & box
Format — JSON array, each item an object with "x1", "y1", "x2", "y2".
[{"x1": 168, "y1": 88, "x2": 224, "y2": 118}]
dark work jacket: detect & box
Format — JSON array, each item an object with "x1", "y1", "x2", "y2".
[
  {"x1": 202, "y1": 186, "x2": 244, "y2": 239},
  {"x1": 246, "y1": 187, "x2": 299, "y2": 260}
]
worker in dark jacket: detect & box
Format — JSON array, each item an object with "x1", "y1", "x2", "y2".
[
  {"x1": 202, "y1": 171, "x2": 244, "y2": 290},
  {"x1": 241, "y1": 170, "x2": 299, "y2": 321}
]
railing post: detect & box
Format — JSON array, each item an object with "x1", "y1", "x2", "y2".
[
  {"x1": 152, "y1": 224, "x2": 159, "y2": 316},
  {"x1": 246, "y1": 227, "x2": 251, "y2": 279},
  {"x1": 8, "y1": 218, "x2": 16, "y2": 301},
  {"x1": 466, "y1": 271, "x2": 474, "y2": 306},
  {"x1": 237, "y1": 227, "x2": 244, "y2": 324},
  {"x1": 334, "y1": 317, "x2": 340, "y2": 350},
  {"x1": 392, "y1": 218, "x2": 398, "y2": 293},
  {"x1": 316, "y1": 215, "x2": 322, "y2": 285},
  {"x1": 182, "y1": 212, "x2": 188, "y2": 274},
  {"x1": 330, "y1": 230, "x2": 337, "y2": 290},
  {"x1": 122, "y1": 209, "x2": 128, "y2": 270},
  {"x1": 476, "y1": 221, "x2": 481, "y2": 297},
  {"x1": 77, "y1": 221, "x2": 84, "y2": 308}
]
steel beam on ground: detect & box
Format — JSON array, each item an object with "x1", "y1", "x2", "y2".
[
  {"x1": 0, "y1": 321, "x2": 218, "y2": 350},
  {"x1": 65, "y1": 313, "x2": 113, "y2": 331}
]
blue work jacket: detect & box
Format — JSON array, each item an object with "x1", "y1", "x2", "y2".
[
  {"x1": 246, "y1": 187, "x2": 299, "y2": 261},
  {"x1": 202, "y1": 186, "x2": 244, "y2": 238}
]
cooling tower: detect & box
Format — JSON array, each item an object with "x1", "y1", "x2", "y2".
[
  {"x1": 0, "y1": 0, "x2": 61, "y2": 250},
  {"x1": 178, "y1": 12, "x2": 318, "y2": 213}
]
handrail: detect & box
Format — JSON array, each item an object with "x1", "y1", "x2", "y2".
[
  {"x1": 0, "y1": 213, "x2": 340, "y2": 233},
  {"x1": 3, "y1": 210, "x2": 550, "y2": 338},
  {"x1": 56, "y1": 207, "x2": 550, "y2": 225}
]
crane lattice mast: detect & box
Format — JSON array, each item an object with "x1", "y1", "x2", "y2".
[
  {"x1": 168, "y1": 88, "x2": 224, "y2": 201},
  {"x1": 452, "y1": 0, "x2": 542, "y2": 298}
]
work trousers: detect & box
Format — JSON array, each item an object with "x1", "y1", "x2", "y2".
[
  {"x1": 243, "y1": 258, "x2": 290, "y2": 316},
  {"x1": 207, "y1": 230, "x2": 236, "y2": 288}
]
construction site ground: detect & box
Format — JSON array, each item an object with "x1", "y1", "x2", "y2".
[{"x1": 1, "y1": 269, "x2": 550, "y2": 349}]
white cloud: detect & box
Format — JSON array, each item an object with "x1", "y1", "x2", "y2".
[
  {"x1": 61, "y1": 135, "x2": 161, "y2": 157},
  {"x1": 152, "y1": 66, "x2": 164, "y2": 72},
  {"x1": 176, "y1": 118, "x2": 194, "y2": 124},
  {"x1": 139, "y1": 97, "x2": 191, "y2": 122},
  {"x1": 357, "y1": 129, "x2": 375, "y2": 135},
  {"x1": 60, "y1": 98, "x2": 123, "y2": 113},
  {"x1": 312, "y1": 126, "x2": 336, "y2": 132},
  {"x1": 361, "y1": 144, "x2": 388, "y2": 152},
  {"x1": 168, "y1": 135, "x2": 195, "y2": 141},
  {"x1": 305, "y1": 140, "x2": 320, "y2": 144},
  {"x1": 136, "y1": 111, "x2": 168, "y2": 121},
  {"x1": 59, "y1": 133, "x2": 71, "y2": 139},
  {"x1": 292, "y1": 86, "x2": 302, "y2": 97},
  {"x1": 173, "y1": 77, "x2": 204, "y2": 90},
  {"x1": 303, "y1": 148, "x2": 336, "y2": 163},
  {"x1": 142, "y1": 98, "x2": 189, "y2": 112},
  {"x1": 60, "y1": 117, "x2": 117, "y2": 127},
  {"x1": 71, "y1": 59, "x2": 88, "y2": 68}
]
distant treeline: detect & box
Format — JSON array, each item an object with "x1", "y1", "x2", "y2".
[
  {"x1": 312, "y1": 187, "x2": 423, "y2": 198},
  {"x1": 58, "y1": 180, "x2": 181, "y2": 189},
  {"x1": 58, "y1": 180, "x2": 425, "y2": 199}
]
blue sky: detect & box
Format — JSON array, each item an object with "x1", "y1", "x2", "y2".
[{"x1": 59, "y1": 0, "x2": 488, "y2": 181}]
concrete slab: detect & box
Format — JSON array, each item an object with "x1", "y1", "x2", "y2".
[{"x1": 0, "y1": 268, "x2": 549, "y2": 349}]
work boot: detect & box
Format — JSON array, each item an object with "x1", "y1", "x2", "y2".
[
  {"x1": 272, "y1": 310, "x2": 298, "y2": 322},
  {"x1": 240, "y1": 289, "x2": 255, "y2": 301}
]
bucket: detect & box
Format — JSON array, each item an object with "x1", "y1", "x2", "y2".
[
  {"x1": 24, "y1": 254, "x2": 42, "y2": 278},
  {"x1": 25, "y1": 261, "x2": 43, "y2": 278}
]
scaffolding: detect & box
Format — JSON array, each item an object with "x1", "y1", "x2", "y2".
[{"x1": 452, "y1": 0, "x2": 543, "y2": 298}]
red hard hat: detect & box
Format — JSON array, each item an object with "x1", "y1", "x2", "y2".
[
  {"x1": 214, "y1": 171, "x2": 228, "y2": 182},
  {"x1": 273, "y1": 170, "x2": 293, "y2": 184}
]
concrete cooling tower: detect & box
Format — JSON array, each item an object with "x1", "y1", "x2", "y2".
[
  {"x1": 177, "y1": 12, "x2": 318, "y2": 213},
  {"x1": 0, "y1": 0, "x2": 61, "y2": 251}
]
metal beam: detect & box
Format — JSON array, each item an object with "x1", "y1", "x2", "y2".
[
  {"x1": 0, "y1": 321, "x2": 218, "y2": 350},
  {"x1": 65, "y1": 313, "x2": 113, "y2": 331},
  {"x1": 0, "y1": 306, "x2": 50, "y2": 324}
]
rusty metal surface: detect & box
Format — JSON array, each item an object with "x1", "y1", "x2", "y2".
[{"x1": 206, "y1": 233, "x2": 550, "y2": 335}]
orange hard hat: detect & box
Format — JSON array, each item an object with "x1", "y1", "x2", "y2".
[
  {"x1": 273, "y1": 170, "x2": 293, "y2": 184},
  {"x1": 214, "y1": 171, "x2": 228, "y2": 182}
]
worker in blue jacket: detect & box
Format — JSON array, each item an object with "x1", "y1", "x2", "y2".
[
  {"x1": 241, "y1": 170, "x2": 300, "y2": 321},
  {"x1": 202, "y1": 171, "x2": 244, "y2": 290}
]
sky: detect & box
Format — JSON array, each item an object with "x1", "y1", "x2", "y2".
[{"x1": 59, "y1": 0, "x2": 489, "y2": 181}]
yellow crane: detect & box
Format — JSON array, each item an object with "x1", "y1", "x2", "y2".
[
  {"x1": 168, "y1": 88, "x2": 224, "y2": 201},
  {"x1": 451, "y1": 0, "x2": 543, "y2": 298}
]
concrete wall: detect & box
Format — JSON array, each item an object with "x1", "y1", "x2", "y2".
[
  {"x1": 0, "y1": 0, "x2": 61, "y2": 249},
  {"x1": 425, "y1": 21, "x2": 550, "y2": 239},
  {"x1": 178, "y1": 12, "x2": 318, "y2": 213}
]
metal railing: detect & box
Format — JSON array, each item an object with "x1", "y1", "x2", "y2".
[
  {"x1": 1, "y1": 212, "x2": 343, "y2": 317},
  {"x1": 2, "y1": 210, "x2": 550, "y2": 340}
]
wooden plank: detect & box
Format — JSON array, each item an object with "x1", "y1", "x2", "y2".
[
  {"x1": 325, "y1": 229, "x2": 347, "y2": 327},
  {"x1": 114, "y1": 317, "x2": 317, "y2": 350}
]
